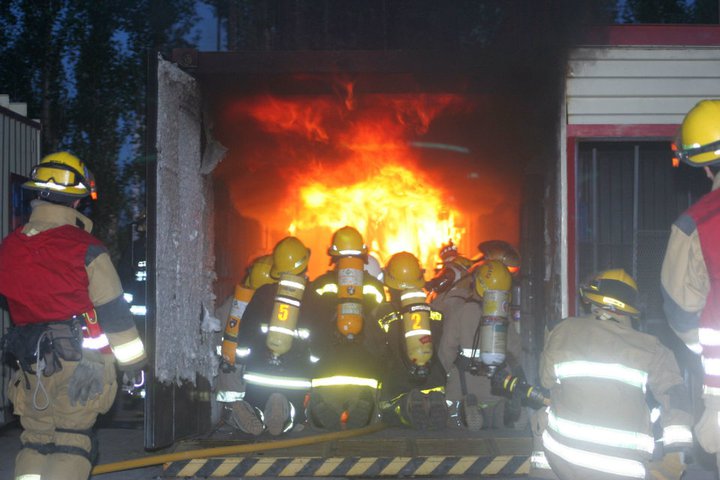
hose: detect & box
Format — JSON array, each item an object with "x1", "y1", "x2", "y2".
[{"x1": 91, "y1": 421, "x2": 387, "y2": 475}]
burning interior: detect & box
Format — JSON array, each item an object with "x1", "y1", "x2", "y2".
[{"x1": 210, "y1": 75, "x2": 526, "y2": 299}]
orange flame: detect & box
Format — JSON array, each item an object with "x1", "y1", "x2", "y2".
[{"x1": 229, "y1": 87, "x2": 471, "y2": 275}]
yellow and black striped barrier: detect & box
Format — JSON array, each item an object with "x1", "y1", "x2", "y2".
[{"x1": 162, "y1": 455, "x2": 530, "y2": 477}]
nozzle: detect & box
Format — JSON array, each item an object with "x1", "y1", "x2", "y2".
[{"x1": 495, "y1": 372, "x2": 549, "y2": 409}]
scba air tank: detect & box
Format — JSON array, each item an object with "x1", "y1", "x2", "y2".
[
  {"x1": 400, "y1": 288, "x2": 433, "y2": 369},
  {"x1": 480, "y1": 289, "x2": 510, "y2": 367},
  {"x1": 336, "y1": 256, "x2": 365, "y2": 339},
  {"x1": 266, "y1": 274, "x2": 306, "y2": 358},
  {"x1": 221, "y1": 284, "x2": 255, "y2": 366}
]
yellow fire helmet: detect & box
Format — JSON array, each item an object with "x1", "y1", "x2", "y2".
[
  {"x1": 244, "y1": 255, "x2": 275, "y2": 289},
  {"x1": 675, "y1": 99, "x2": 720, "y2": 167},
  {"x1": 580, "y1": 268, "x2": 639, "y2": 316},
  {"x1": 328, "y1": 226, "x2": 368, "y2": 258},
  {"x1": 474, "y1": 260, "x2": 512, "y2": 299},
  {"x1": 23, "y1": 151, "x2": 95, "y2": 201},
  {"x1": 384, "y1": 252, "x2": 425, "y2": 290},
  {"x1": 270, "y1": 236, "x2": 310, "y2": 279},
  {"x1": 478, "y1": 240, "x2": 520, "y2": 275}
]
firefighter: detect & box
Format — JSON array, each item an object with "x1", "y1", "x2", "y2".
[
  {"x1": 376, "y1": 252, "x2": 448, "y2": 430},
  {"x1": 661, "y1": 99, "x2": 720, "y2": 473},
  {"x1": 227, "y1": 236, "x2": 315, "y2": 436},
  {"x1": 425, "y1": 240, "x2": 473, "y2": 302},
  {"x1": 0, "y1": 152, "x2": 146, "y2": 480},
  {"x1": 215, "y1": 255, "x2": 275, "y2": 425},
  {"x1": 438, "y1": 259, "x2": 522, "y2": 430},
  {"x1": 304, "y1": 226, "x2": 387, "y2": 430},
  {"x1": 539, "y1": 269, "x2": 693, "y2": 480}
]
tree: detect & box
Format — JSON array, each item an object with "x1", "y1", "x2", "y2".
[{"x1": 0, "y1": 0, "x2": 198, "y2": 256}]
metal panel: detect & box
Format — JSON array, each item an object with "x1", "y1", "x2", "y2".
[
  {"x1": 146, "y1": 57, "x2": 213, "y2": 449},
  {"x1": 566, "y1": 45, "x2": 720, "y2": 126},
  {"x1": 576, "y1": 141, "x2": 706, "y2": 323},
  {"x1": 0, "y1": 104, "x2": 40, "y2": 426}
]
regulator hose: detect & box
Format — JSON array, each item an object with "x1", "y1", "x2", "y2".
[{"x1": 91, "y1": 422, "x2": 387, "y2": 475}]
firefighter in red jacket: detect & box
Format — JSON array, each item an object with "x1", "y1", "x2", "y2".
[
  {"x1": 661, "y1": 99, "x2": 720, "y2": 470},
  {"x1": 0, "y1": 152, "x2": 146, "y2": 480}
]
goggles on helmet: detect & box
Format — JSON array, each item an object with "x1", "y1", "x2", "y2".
[
  {"x1": 675, "y1": 139, "x2": 720, "y2": 165},
  {"x1": 30, "y1": 161, "x2": 88, "y2": 188}
]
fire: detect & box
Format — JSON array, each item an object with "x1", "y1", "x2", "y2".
[
  {"x1": 228, "y1": 86, "x2": 471, "y2": 275},
  {"x1": 288, "y1": 162, "x2": 465, "y2": 272}
]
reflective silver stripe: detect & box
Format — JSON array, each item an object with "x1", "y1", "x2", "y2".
[
  {"x1": 700, "y1": 328, "x2": 720, "y2": 346},
  {"x1": 688, "y1": 342, "x2": 703, "y2": 354},
  {"x1": 530, "y1": 450, "x2": 551, "y2": 470},
  {"x1": 554, "y1": 361, "x2": 648, "y2": 392},
  {"x1": 243, "y1": 372, "x2": 311, "y2": 390},
  {"x1": 662, "y1": 425, "x2": 693, "y2": 447},
  {"x1": 123, "y1": 292, "x2": 134, "y2": 303},
  {"x1": 311, "y1": 375, "x2": 379, "y2": 388},
  {"x1": 216, "y1": 390, "x2": 246, "y2": 402},
  {"x1": 269, "y1": 326, "x2": 296, "y2": 337},
  {"x1": 542, "y1": 430, "x2": 646, "y2": 479},
  {"x1": 279, "y1": 279, "x2": 306, "y2": 290},
  {"x1": 130, "y1": 305, "x2": 146, "y2": 316},
  {"x1": 82, "y1": 333, "x2": 110, "y2": 350},
  {"x1": 702, "y1": 357, "x2": 720, "y2": 376},
  {"x1": 547, "y1": 410, "x2": 654, "y2": 453},
  {"x1": 400, "y1": 290, "x2": 427, "y2": 301},
  {"x1": 461, "y1": 348, "x2": 481, "y2": 358},
  {"x1": 277, "y1": 296, "x2": 301, "y2": 308},
  {"x1": 337, "y1": 249, "x2": 363, "y2": 255},
  {"x1": 16, "y1": 475, "x2": 43, "y2": 480},
  {"x1": 263, "y1": 325, "x2": 309, "y2": 339},
  {"x1": 405, "y1": 329, "x2": 432, "y2": 338},
  {"x1": 112, "y1": 337, "x2": 145, "y2": 365},
  {"x1": 705, "y1": 385, "x2": 720, "y2": 396}
]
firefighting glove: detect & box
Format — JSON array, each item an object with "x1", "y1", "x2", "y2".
[
  {"x1": 694, "y1": 396, "x2": 720, "y2": 454},
  {"x1": 648, "y1": 452, "x2": 685, "y2": 480},
  {"x1": 530, "y1": 408, "x2": 549, "y2": 437},
  {"x1": 68, "y1": 350, "x2": 105, "y2": 406}
]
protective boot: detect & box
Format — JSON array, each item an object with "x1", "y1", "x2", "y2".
[
  {"x1": 228, "y1": 400, "x2": 264, "y2": 436},
  {"x1": 427, "y1": 391, "x2": 448, "y2": 430},
  {"x1": 309, "y1": 390, "x2": 341, "y2": 430},
  {"x1": 400, "y1": 389, "x2": 431, "y2": 430},
  {"x1": 264, "y1": 393, "x2": 292, "y2": 436},
  {"x1": 345, "y1": 387, "x2": 375, "y2": 428},
  {"x1": 461, "y1": 394, "x2": 483, "y2": 431}
]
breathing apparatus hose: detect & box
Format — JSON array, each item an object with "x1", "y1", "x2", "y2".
[{"x1": 91, "y1": 421, "x2": 387, "y2": 475}]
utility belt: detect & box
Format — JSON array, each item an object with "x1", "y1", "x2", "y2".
[{"x1": 2, "y1": 318, "x2": 83, "y2": 376}]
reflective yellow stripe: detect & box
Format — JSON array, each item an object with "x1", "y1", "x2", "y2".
[
  {"x1": 112, "y1": 337, "x2": 145, "y2": 365},
  {"x1": 311, "y1": 375, "x2": 379, "y2": 388},
  {"x1": 430, "y1": 311, "x2": 443, "y2": 321},
  {"x1": 363, "y1": 284, "x2": 385, "y2": 303},
  {"x1": 547, "y1": 410, "x2": 654, "y2": 453},
  {"x1": 16, "y1": 475, "x2": 43, "y2": 480},
  {"x1": 315, "y1": 284, "x2": 338, "y2": 295},
  {"x1": 554, "y1": 361, "x2": 647, "y2": 391},
  {"x1": 542, "y1": 431, "x2": 646, "y2": 478},
  {"x1": 244, "y1": 372, "x2": 311, "y2": 390}
]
